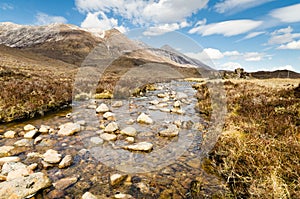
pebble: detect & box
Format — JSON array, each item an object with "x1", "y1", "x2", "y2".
[
  {"x1": 4, "y1": 130, "x2": 16, "y2": 138},
  {"x1": 110, "y1": 174, "x2": 127, "y2": 186},
  {"x1": 42, "y1": 149, "x2": 62, "y2": 164},
  {"x1": 159, "y1": 124, "x2": 180, "y2": 137},
  {"x1": 125, "y1": 137, "x2": 135, "y2": 143},
  {"x1": 53, "y1": 177, "x2": 78, "y2": 190},
  {"x1": 96, "y1": 103, "x2": 110, "y2": 113},
  {"x1": 173, "y1": 100, "x2": 181, "y2": 107},
  {"x1": 120, "y1": 127, "x2": 137, "y2": 137},
  {"x1": 112, "y1": 101, "x2": 123, "y2": 107},
  {"x1": 0, "y1": 156, "x2": 21, "y2": 165},
  {"x1": 171, "y1": 108, "x2": 185, "y2": 114},
  {"x1": 1, "y1": 162, "x2": 27, "y2": 175},
  {"x1": 76, "y1": 120, "x2": 87, "y2": 126},
  {"x1": 23, "y1": 124, "x2": 36, "y2": 131},
  {"x1": 114, "y1": 193, "x2": 134, "y2": 199},
  {"x1": 90, "y1": 137, "x2": 104, "y2": 145},
  {"x1": 0, "y1": 146, "x2": 14, "y2": 157},
  {"x1": 39, "y1": 125, "x2": 50, "y2": 133},
  {"x1": 126, "y1": 119, "x2": 135, "y2": 125},
  {"x1": 104, "y1": 122, "x2": 119, "y2": 133},
  {"x1": 58, "y1": 122, "x2": 81, "y2": 136},
  {"x1": 14, "y1": 139, "x2": 33, "y2": 147},
  {"x1": 27, "y1": 163, "x2": 38, "y2": 171},
  {"x1": 41, "y1": 160, "x2": 54, "y2": 169},
  {"x1": 137, "y1": 113, "x2": 153, "y2": 124},
  {"x1": 100, "y1": 133, "x2": 117, "y2": 141},
  {"x1": 103, "y1": 112, "x2": 116, "y2": 120},
  {"x1": 34, "y1": 136, "x2": 43, "y2": 145},
  {"x1": 123, "y1": 142, "x2": 153, "y2": 152},
  {"x1": 82, "y1": 192, "x2": 98, "y2": 199},
  {"x1": 58, "y1": 155, "x2": 73, "y2": 169},
  {"x1": 24, "y1": 129, "x2": 38, "y2": 139}
]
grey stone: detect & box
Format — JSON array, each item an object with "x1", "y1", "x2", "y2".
[{"x1": 58, "y1": 122, "x2": 81, "y2": 136}]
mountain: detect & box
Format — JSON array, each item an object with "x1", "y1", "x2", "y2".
[{"x1": 0, "y1": 22, "x2": 211, "y2": 122}]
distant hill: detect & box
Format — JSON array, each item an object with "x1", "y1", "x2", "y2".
[{"x1": 250, "y1": 70, "x2": 300, "y2": 79}]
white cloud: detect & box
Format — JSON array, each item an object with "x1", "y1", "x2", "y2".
[
  {"x1": 244, "y1": 52, "x2": 264, "y2": 61},
  {"x1": 143, "y1": 21, "x2": 189, "y2": 36},
  {"x1": 189, "y1": 19, "x2": 262, "y2": 37},
  {"x1": 35, "y1": 12, "x2": 67, "y2": 25},
  {"x1": 268, "y1": 26, "x2": 300, "y2": 45},
  {"x1": 223, "y1": 50, "x2": 241, "y2": 56},
  {"x1": 214, "y1": 0, "x2": 273, "y2": 14},
  {"x1": 277, "y1": 40, "x2": 300, "y2": 50},
  {"x1": 75, "y1": 0, "x2": 208, "y2": 30},
  {"x1": 243, "y1": 31, "x2": 265, "y2": 39},
  {"x1": 185, "y1": 48, "x2": 224, "y2": 61},
  {"x1": 219, "y1": 62, "x2": 242, "y2": 70},
  {"x1": 270, "y1": 3, "x2": 300, "y2": 23},
  {"x1": 0, "y1": 3, "x2": 13, "y2": 10},
  {"x1": 185, "y1": 48, "x2": 268, "y2": 63}
]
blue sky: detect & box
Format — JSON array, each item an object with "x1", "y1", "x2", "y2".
[{"x1": 1, "y1": 0, "x2": 300, "y2": 72}]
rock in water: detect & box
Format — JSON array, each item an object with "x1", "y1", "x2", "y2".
[
  {"x1": 112, "y1": 101, "x2": 123, "y2": 107},
  {"x1": 42, "y1": 149, "x2": 62, "y2": 164},
  {"x1": 0, "y1": 156, "x2": 20, "y2": 165},
  {"x1": 110, "y1": 174, "x2": 127, "y2": 186},
  {"x1": 104, "y1": 122, "x2": 119, "y2": 133},
  {"x1": 4, "y1": 130, "x2": 16, "y2": 138},
  {"x1": 58, "y1": 122, "x2": 81, "y2": 136},
  {"x1": 53, "y1": 177, "x2": 78, "y2": 190},
  {"x1": 24, "y1": 129, "x2": 38, "y2": 139},
  {"x1": 96, "y1": 103, "x2": 110, "y2": 113},
  {"x1": 0, "y1": 172, "x2": 51, "y2": 199},
  {"x1": 58, "y1": 155, "x2": 73, "y2": 169},
  {"x1": 0, "y1": 146, "x2": 14, "y2": 157},
  {"x1": 137, "y1": 113, "x2": 153, "y2": 124},
  {"x1": 123, "y1": 142, "x2": 153, "y2": 152},
  {"x1": 23, "y1": 124, "x2": 35, "y2": 131},
  {"x1": 120, "y1": 127, "x2": 137, "y2": 137},
  {"x1": 100, "y1": 133, "x2": 117, "y2": 141},
  {"x1": 82, "y1": 192, "x2": 98, "y2": 199},
  {"x1": 159, "y1": 124, "x2": 180, "y2": 137}
]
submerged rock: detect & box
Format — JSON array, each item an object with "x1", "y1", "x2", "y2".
[
  {"x1": 110, "y1": 174, "x2": 127, "y2": 186},
  {"x1": 159, "y1": 124, "x2": 180, "y2": 137},
  {"x1": 120, "y1": 127, "x2": 137, "y2": 137},
  {"x1": 0, "y1": 172, "x2": 51, "y2": 199},
  {"x1": 42, "y1": 149, "x2": 62, "y2": 164},
  {"x1": 100, "y1": 133, "x2": 117, "y2": 141},
  {"x1": 0, "y1": 146, "x2": 14, "y2": 157},
  {"x1": 96, "y1": 103, "x2": 110, "y2": 113},
  {"x1": 137, "y1": 113, "x2": 153, "y2": 124},
  {"x1": 14, "y1": 139, "x2": 33, "y2": 147},
  {"x1": 112, "y1": 101, "x2": 123, "y2": 107},
  {"x1": 123, "y1": 142, "x2": 153, "y2": 152},
  {"x1": 58, "y1": 155, "x2": 73, "y2": 169},
  {"x1": 82, "y1": 192, "x2": 98, "y2": 199},
  {"x1": 104, "y1": 122, "x2": 119, "y2": 133},
  {"x1": 53, "y1": 177, "x2": 78, "y2": 190},
  {"x1": 58, "y1": 122, "x2": 81, "y2": 136}
]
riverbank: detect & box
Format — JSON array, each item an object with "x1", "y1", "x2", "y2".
[{"x1": 195, "y1": 78, "x2": 300, "y2": 198}]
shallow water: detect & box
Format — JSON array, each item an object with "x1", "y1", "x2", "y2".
[{"x1": 0, "y1": 80, "x2": 225, "y2": 198}]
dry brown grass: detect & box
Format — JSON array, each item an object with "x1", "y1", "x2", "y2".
[{"x1": 196, "y1": 79, "x2": 300, "y2": 198}]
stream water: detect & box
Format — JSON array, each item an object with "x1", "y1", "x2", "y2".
[{"x1": 0, "y1": 80, "x2": 226, "y2": 198}]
